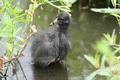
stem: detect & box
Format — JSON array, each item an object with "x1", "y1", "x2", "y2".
[
  {"x1": 15, "y1": 71, "x2": 19, "y2": 80},
  {"x1": 4, "y1": 62, "x2": 11, "y2": 80},
  {"x1": 12, "y1": 13, "x2": 26, "y2": 21},
  {"x1": 0, "y1": 72, "x2": 6, "y2": 80},
  {"x1": 16, "y1": 59, "x2": 27, "y2": 80},
  {"x1": 47, "y1": 1, "x2": 70, "y2": 12},
  {"x1": 17, "y1": 31, "x2": 33, "y2": 56}
]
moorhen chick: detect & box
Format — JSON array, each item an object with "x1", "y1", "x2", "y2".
[{"x1": 31, "y1": 12, "x2": 71, "y2": 67}]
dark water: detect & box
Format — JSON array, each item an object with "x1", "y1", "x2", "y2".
[{"x1": 14, "y1": 0, "x2": 119, "y2": 80}]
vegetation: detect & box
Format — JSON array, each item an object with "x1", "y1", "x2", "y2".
[
  {"x1": 0, "y1": 0, "x2": 77, "y2": 79},
  {"x1": 0, "y1": 0, "x2": 120, "y2": 80},
  {"x1": 85, "y1": 30, "x2": 120, "y2": 80},
  {"x1": 84, "y1": 0, "x2": 120, "y2": 80},
  {"x1": 0, "y1": 0, "x2": 31, "y2": 79}
]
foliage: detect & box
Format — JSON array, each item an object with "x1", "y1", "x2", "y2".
[
  {"x1": 91, "y1": 8, "x2": 120, "y2": 14},
  {"x1": 30, "y1": 0, "x2": 77, "y2": 12},
  {"x1": 0, "y1": 0, "x2": 32, "y2": 79},
  {"x1": 85, "y1": 30, "x2": 120, "y2": 80},
  {"x1": 0, "y1": 0, "x2": 30, "y2": 57},
  {"x1": 0, "y1": 0, "x2": 77, "y2": 60},
  {"x1": 0, "y1": 0, "x2": 77, "y2": 79},
  {"x1": 91, "y1": 0, "x2": 120, "y2": 25},
  {"x1": 111, "y1": 0, "x2": 120, "y2": 8},
  {"x1": 84, "y1": 53, "x2": 100, "y2": 68},
  {"x1": 84, "y1": 1, "x2": 120, "y2": 80}
]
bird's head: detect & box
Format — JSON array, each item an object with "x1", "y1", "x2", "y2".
[{"x1": 52, "y1": 12, "x2": 71, "y2": 32}]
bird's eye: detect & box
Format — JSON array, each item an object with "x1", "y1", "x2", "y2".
[{"x1": 58, "y1": 18, "x2": 63, "y2": 20}]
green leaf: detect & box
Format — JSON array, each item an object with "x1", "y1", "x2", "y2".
[
  {"x1": 0, "y1": 32, "x2": 13, "y2": 38},
  {"x1": 60, "y1": 0, "x2": 77, "y2": 5},
  {"x1": 86, "y1": 68, "x2": 111, "y2": 80},
  {"x1": 96, "y1": 39, "x2": 113, "y2": 60},
  {"x1": 111, "y1": 0, "x2": 116, "y2": 8},
  {"x1": 86, "y1": 63, "x2": 120, "y2": 80},
  {"x1": 47, "y1": 1, "x2": 71, "y2": 12},
  {"x1": 103, "y1": 29, "x2": 117, "y2": 45},
  {"x1": 113, "y1": 47, "x2": 120, "y2": 55},
  {"x1": 14, "y1": 2, "x2": 23, "y2": 14},
  {"x1": 0, "y1": 7, "x2": 5, "y2": 14},
  {"x1": 13, "y1": 27, "x2": 22, "y2": 36},
  {"x1": 16, "y1": 36, "x2": 25, "y2": 43},
  {"x1": 110, "y1": 76, "x2": 120, "y2": 80},
  {"x1": 84, "y1": 54, "x2": 100, "y2": 68},
  {"x1": 91, "y1": 8, "x2": 120, "y2": 14},
  {"x1": 0, "y1": 42, "x2": 12, "y2": 57}
]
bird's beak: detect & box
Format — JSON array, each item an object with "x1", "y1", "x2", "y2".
[
  {"x1": 52, "y1": 17, "x2": 58, "y2": 24},
  {"x1": 50, "y1": 13, "x2": 71, "y2": 26},
  {"x1": 68, "y1": 13, "x2": 71, "y2": 17},
  {"x1": 50, "y1": 17, "x2": 58, "y2": 25}
]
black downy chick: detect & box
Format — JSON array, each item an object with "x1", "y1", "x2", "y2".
[{"x1": 31, "y1": 12, "x2": 71, "y2": 67}]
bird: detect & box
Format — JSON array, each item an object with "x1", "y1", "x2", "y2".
[{"x1": 31, "y1": 12, "x2": 71, "y2": 67}]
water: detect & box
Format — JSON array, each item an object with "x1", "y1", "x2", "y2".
[{"x1": 10, "y1": 0, "x2": 120, "y2": 80}]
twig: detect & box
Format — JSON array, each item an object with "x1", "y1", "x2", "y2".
[
  {"x1": 11, "y1": 61, "x2": 19, "y2": 80},
  {"x1": 3, "y1": 54, "x2": 23, "y2": 64},
  {"x1": 16, "y1": 59, "x2": 27, "y2": 80},
  {"x1": 15, "y1": 70, "x2": 19, "y2": 80},
  {"x1": 4, "y1": 31, "x2": 34, "y2": 64},
  {"x1": 2, "y1": 26, "x2": 34, "y2": 80},
  {"x1": 4, "y1": 62, "x2": 11, "y2": 80},
  {"x1": 17, "y1": 31, "x2": 34, "y2": 57},
  {"x1": 0, "y1": 72, "x2": 3, "y2": 76},
  {"x1": 0, "y1": 72, "x2": 6, "y2": 80},
  {"x1": 13, "y1": 63, "x2": 19, "y2": 80}
]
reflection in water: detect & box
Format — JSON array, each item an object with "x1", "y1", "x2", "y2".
[
  {"x1": 16, "y1": 40, "x2": 68, "y2": 80},
  {"x1": 32, "y1": 63, "x2": 68, "y2": 80},
  {"x1": 33, "y1": 4, "x2": 58, "y2": 29}
]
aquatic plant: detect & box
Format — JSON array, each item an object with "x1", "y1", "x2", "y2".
[
  {"x1": 85, "y1": 30, "x2": 120, "y2": 80},
  {"x1": 85, "y1": 1, "x2": 120, "y2": 79},
  {"x1": 91, "y1": 0, "x2": 120, "y2": 25}
]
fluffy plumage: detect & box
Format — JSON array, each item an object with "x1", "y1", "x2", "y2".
[{"x1": 31, "y1": 12, "x2": 71, "y2": 67}]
